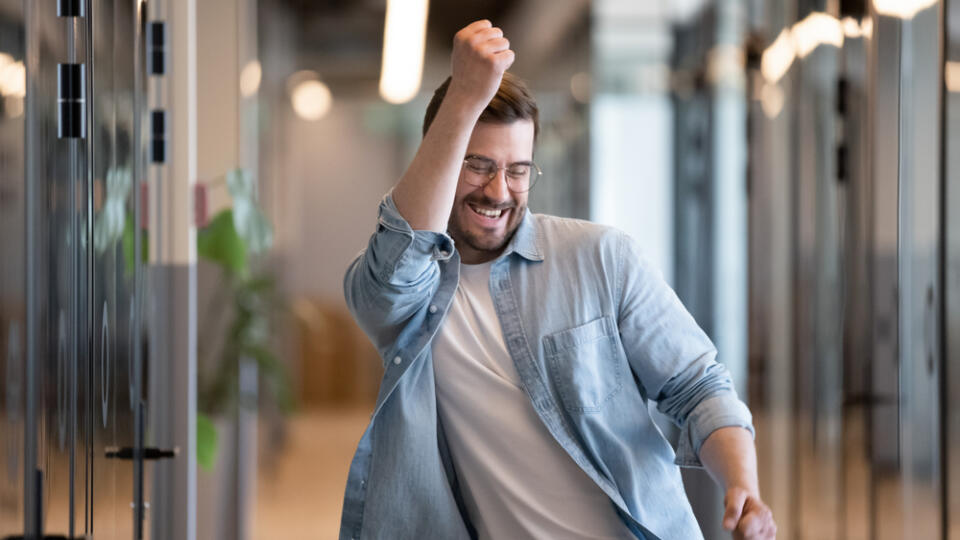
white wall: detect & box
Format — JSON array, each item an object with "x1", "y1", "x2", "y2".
[
  {"x1": 590, "y1": 94, "x2": 675, "y2": 284},
  {"x1": 275, "y1": 100, "x2": 403, "y2": 305}
]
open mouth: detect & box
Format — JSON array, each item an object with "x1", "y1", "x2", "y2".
[{"x1": 468, "y1": 202, "x2": 510, "y2": 223}]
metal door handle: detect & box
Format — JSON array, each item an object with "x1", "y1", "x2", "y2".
[
  {"x1": 104, "y1": 446, "x2": 178, "y2": 460},
  {"x1": 3, "y1": 534, "x2": 87, "y2": 540}
]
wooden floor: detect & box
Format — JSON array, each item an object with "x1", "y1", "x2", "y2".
[{"x1": 254, "y1": 407, "x2": 370, "y2": 540}]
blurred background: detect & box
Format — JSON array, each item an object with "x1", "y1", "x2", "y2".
[{"x1": 1, "y1": 0, "x2": 959, "y2": 539}]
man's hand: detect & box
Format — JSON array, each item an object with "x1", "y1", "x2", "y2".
[
  {"x1": 391, "y1": 20, "x2": 514, "y2": 231},
  {"x1": 448, "y1": 20, "x2": 515, "y2": 109},
  {"x1": 722, "y1": 486, "x2": 777, "y2": 540}
]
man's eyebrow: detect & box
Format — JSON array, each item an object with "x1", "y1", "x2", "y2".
[{"x1": 464, "y1": 154, "x2": 533, "y2": 166}]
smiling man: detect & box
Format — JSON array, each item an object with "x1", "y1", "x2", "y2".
[{"x1": 340, "y1": 20, "x2": 776, "y2": 540}]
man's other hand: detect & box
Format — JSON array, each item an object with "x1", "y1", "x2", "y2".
[
  {"x1": 449, "y1": 20, "x2": 515, "y2": 109},
  {"x1": 722, "y1": 486, "x2": 777, "y2": 540}
]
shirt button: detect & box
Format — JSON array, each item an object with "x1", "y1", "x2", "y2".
[
  {"x1": 393, "y1": 356, "x2": 402, "y2": 365},
  {"x1": 429, "y1": 304, "x2": 438, "y2": 314}
]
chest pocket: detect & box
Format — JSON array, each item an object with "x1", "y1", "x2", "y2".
[{"x1": 542, "y1": 316, "x2": 625, "y2": 414}]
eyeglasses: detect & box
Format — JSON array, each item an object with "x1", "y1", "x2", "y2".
[{"x1": 462, "y1": 154, "x2": 542, "y2": 193}]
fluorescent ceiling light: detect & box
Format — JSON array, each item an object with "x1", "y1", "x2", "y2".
[
  {"x1": 379, "y1": 0, "x2": 429, "y2": 104},
  {"x1": 0, "y1": 60, "x2": 26, "y2": 98},
  {"x1": 873, "y1": 0, "x2": 937, "y2": 19},
  {"x1": 761, "y1": 29, "x2": 796, "y2": 83},
  {"x1": 760, "y1": 12, "x2": 847, "y2": 84},
  {"x1": 792, "y1": 12, "x2": 844, "y2": 58}
]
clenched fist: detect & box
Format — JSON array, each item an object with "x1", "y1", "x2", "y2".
[
  {"x1": 723, "y1": 486, "x2": 777, "y2": 540},
  {"x1": 448, "y1": 20, "x2": 515, "y2": 109}
]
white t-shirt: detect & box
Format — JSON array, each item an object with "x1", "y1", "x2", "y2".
[{"x1": 432, "y1": 261, "x2": 635, "y2": 540}]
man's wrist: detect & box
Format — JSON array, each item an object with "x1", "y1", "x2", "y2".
[
  {"x1": 725, "y1": 480, "x2": 760, "y2": 499},
  {"x1": 442, "y1": 84, "x2": 489, "y2": 119}
]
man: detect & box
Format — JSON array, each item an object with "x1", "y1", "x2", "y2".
[{"x1": 341, "y1": 20, "x2": 776, "y2": 540}]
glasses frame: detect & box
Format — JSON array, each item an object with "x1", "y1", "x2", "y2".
[{"x1": 461, "y1": 154, "x2": 543, "y2": 193}]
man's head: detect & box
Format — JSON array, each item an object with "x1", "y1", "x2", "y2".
[{"x1": 424, "y1": 72, "x2": 540, "y2": 264}]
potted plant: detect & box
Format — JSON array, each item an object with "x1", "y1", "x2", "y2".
[{"x1": 194, "y1": 168, "x2": 291, "y2": 540}]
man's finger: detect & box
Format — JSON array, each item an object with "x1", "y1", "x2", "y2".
[
  {"x1": 492, "y1": 49, "x2": 515, "y2": 70},
  {"x1": 462, "y1": 19, "x2": 492, "y2": 33},
  {"x1": 735, "y1": 511, "x2": 764, "y2": 538},
  {"x1": 722, "y1": 489, "x2": 748, "y2": 530},
  {"x1": 470, "y1": 26, "x2": 504, "y2": 44},
  {"x1": 480, "y1": 37, "x2": 510, "y2": 54}
]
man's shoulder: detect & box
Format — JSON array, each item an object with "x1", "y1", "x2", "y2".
[{"x1": 531, "y1": 212, "x2": 624, "y2": 249}]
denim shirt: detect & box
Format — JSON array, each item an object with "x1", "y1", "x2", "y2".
[{"x1": 339, "y1": 192, "x2": 754, "y2": 540}]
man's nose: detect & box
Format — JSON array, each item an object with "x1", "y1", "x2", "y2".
[{"x1": 483, "y1": 169, "x2": 511, "y2": 202}]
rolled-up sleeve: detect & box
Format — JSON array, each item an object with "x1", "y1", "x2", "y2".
[
  {"x1": 344, "y1": 191, "x2": 454, "y2": 356},
  {"x1": 614, "y1": 231, "x2": 754, "y2": 467},
  {"x1": 674, "y1": 393, "x2": 754, "y2": 467}
]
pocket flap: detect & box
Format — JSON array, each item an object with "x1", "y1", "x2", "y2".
[{"x1": 543, "y1": 316, "x2": 617, "y2": 356}]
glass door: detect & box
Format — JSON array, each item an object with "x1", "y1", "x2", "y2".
[{"x1": 0, "y1": 0, "x2": 148, "y2": 537}]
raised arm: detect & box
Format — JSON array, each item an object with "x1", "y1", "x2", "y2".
[{"x1": 391, "y1": 19, "x2": 514, "y2": 231}]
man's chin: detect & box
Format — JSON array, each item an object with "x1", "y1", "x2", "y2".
[{"x1": 463, "y1": 232, "x2": 507, "y2": 253}]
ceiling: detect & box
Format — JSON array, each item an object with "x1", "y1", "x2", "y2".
[{"x1": 262, "y1": 0, "x2": 591, "y2": 96}]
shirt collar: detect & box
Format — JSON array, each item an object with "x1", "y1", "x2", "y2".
[{"x1": 501, "y1": 208, "x2": 544, "y2": 262}]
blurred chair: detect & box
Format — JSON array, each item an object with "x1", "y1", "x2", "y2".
[{"x1": 292, "y1": 299, "x2": 381, "y2": 408}]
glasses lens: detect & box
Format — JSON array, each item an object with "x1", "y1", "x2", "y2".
[
  {"x1": 510, "y1": 163, "x2": 540, "y2": 192},
  {"x1": 464, "y1": 157, "x2": 494, "y2": 185}
]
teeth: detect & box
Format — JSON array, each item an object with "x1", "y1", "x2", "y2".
[{"x1": 471, "y1": 205, "x2": 502, "y2": 218}]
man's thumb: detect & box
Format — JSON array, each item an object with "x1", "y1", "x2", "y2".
[{"x1": 722, "y1": 488, "x2": 748, "y2": 530}]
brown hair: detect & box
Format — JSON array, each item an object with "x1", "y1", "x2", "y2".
[{"x1": 422, "y1": 72, "x2": 540, "y2": 140}]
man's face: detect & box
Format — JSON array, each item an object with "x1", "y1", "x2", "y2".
[{"x1": 448, "y1": 119, "x2": 535, "y2": 264}]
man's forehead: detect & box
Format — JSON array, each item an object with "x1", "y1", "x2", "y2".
[{"x1": 467, "y1": 119, "x2": 535, "y2": 155}]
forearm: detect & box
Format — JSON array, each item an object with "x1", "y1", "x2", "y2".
[
  {"x1": 698, "y1": 426, "x2": 760, "y2": 496},
  {"x1": 392, "y1": 92, "x2": 484, "y2": 232},
  {"x1": 392, "y1": 20, "x2": 514, "y2": 232}
]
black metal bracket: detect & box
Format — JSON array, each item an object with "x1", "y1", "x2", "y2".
[
  {"x1": 147, "y1": 22, "x2": 166, "y2": 75},
  {"x1": 56, "y1": 0, "x2": 84, "y2": 17},
  {"x1": 104, "y1": 446, "x2": 178, "y2": 460},
  {"x1": 150, "y1": 109, "x2": 167, "y2": 164},
  {"x1": 3, "y1": 534, "x2": 88, "y2": 540},
  {"x1": 57, "y1": 63, "x2": 85, "y2": 139}
]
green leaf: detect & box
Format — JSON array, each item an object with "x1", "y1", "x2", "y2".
[
  {"x1": 232, "y1": 197, "x2": 274, "y2": 255},
  {"x1": 197, "y1": 412, "x2": 219, "y2": 472},
  {"x1": 197, "y1": 209, "x2": 248, "y2": 276},
  {"x1": 226, "y1": 168, "x2": 255, "y2": 200},
  {"x1": 122, "y1": 214, "x2": 148, "y2": 275}
]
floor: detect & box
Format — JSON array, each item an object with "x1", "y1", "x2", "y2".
[{"x1": 254, "y1": 407, "x2": 370, "y2": 540}]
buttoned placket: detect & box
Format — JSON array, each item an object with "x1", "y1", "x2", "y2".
[{"x1": 488, "y1": 255, "x2": 635, "y2": 521}]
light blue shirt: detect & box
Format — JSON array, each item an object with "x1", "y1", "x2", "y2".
[{"x1": 339, "y1": 192, "x2": 754, "y2": 540}]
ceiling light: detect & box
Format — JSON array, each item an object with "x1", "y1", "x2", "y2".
[
  {"x1": 0, "y1": 60, "x2": 26, "y2": 98},
  {"x1": 946, "y1": 61, "x2": 960, "y2": 93},
  {"x1": 792, "y1": 12, "x2": 844, "y2": 58},
  {"x1": 291, "y1": 79, "x2": 332, "y2": 121},
  {"x1": 239, "y1": 60, "x2": 262, "y2": 98},
  {"x1": 873, "y1": 0, "x2": 938, "y2": 19},
  {"x1": 761, "y1": 29, "x2": 796, "y2": 84},
  {"x1": 379, "y1": 0, "x2": 429, "y2": 104}
]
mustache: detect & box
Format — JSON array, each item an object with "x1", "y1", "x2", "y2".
[{"x1": 465, "y1": 195, "x2": 516, "y2": 210}]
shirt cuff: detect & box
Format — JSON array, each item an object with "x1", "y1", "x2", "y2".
[
  {"x1": 674, "y1": 394, "x2": 754, "y2": 468},
  {"x1": 374, "y1": 192, "x2": 455, "y2": 283}
]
